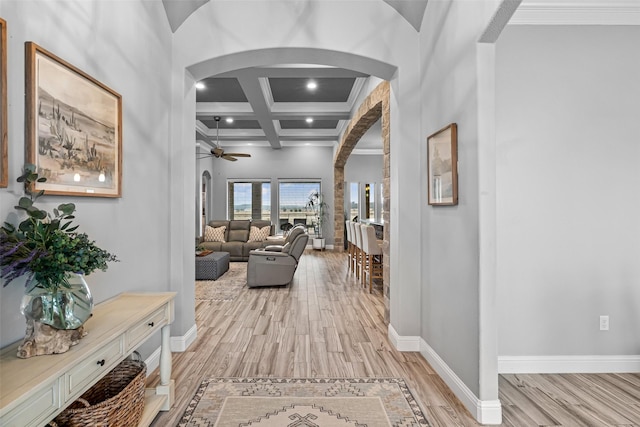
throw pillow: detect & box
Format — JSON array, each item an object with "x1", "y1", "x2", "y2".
[
  {"x1": 248, "y1": 225, "x2": 270, "y2": 242},
  {"x1": 204, "y1": 225, "x2": 226, "y2": 242}
]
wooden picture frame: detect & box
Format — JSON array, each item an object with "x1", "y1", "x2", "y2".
[
  {"x1": 0, "y1": 18, "x2": 7, "y2": 188},
  {"x1": 25, "y1": 42, "x2": 122, "y2": 197},
  {"x1": 427, "y1": 123, "x2": 458, "y2": 206}
]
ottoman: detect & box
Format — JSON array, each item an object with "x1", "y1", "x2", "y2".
[{"x1": 195, "y1": 252, "x2": 230, "y2": 280}]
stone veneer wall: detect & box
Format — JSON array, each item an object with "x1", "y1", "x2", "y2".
[{"x1": 334, "y1": 81, "x2": 390, "y2": 323}]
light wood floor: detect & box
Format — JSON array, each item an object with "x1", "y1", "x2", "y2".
[{"x1": 149, "y1": 250, "x2": 640, "y2": 426}]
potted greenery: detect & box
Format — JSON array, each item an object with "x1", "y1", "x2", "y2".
[
  {"x1": 0, "y1": 165, "x2": 118, "y2": 356},
  {"x1": 306, "y1": 189, "x2": 328, "y2": 250}
]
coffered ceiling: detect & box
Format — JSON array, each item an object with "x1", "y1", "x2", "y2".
[{"x1": 195, "y1": 66, "x2": 372, "y2": 149}]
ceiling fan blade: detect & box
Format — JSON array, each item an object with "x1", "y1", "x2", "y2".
[
  {"x1": 222, "y1": 155, "x2": 238, "y2": 161},
  {"x1": 223, "y1": 153, "x2": 251, "y2": 157}
]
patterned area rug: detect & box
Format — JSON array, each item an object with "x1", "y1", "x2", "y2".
[
  {"x1": 178, "y1": 378, "x2": 430, "y2": 426},
  {"x1": 195, "y1": 262, "x2": 247, "y2": 301}
]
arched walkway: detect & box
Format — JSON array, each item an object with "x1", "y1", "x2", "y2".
[{"x1": 334, "y1": 81, "x2": 390, "y2": 322}]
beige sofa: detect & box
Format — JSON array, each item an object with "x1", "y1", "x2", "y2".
[{"x1": 199, "y1": 220, "x2": 284, "y2": 261}]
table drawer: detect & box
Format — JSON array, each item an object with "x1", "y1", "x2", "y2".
[
  {"x1": 126, "y1": 306, "x2": 167, "y2": 350},
  {"x1": 1, "y1": 378, "x2": 60, "y2": 427},
  {"x1": 64, "y1": 337, "x2": 124, "y2": 400}
]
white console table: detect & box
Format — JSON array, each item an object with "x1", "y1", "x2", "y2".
[{"x1": 0, "y1": 292, "x2": 176, "y2": 427}]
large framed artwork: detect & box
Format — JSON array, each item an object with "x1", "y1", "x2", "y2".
[
  {"x1": 0, "y1": 18, "x2": 7, "y2": 188},
  {"x1": 25, "y1": 42, "x2": 122, "y2": 197},
  {"x1": 427, "y1": 123, "x2": 458, "y2": 206}
]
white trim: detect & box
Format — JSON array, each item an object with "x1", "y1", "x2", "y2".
[
  {"x1": 420, "y1": 339, "x2": 502, "y2": 425},
  {"x1": 510, "y1": 1, "x2": 640, "y2": 26},
  {"x1": 498, "y1": 355, "x2": 640, "y2": 374},
  {"x1": 170, "y1": 324, "x2": 198, "y2": 352},
  {"x1": 144, "y1": 347, "x2": 161, "y2": 378},
  {"x1": 387, "y1": 324, "x2": 421, "y2": 352}
]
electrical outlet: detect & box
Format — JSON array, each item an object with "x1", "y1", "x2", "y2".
[{"x1": 600, "y1": 315, "x2": 609, "y2": 331}]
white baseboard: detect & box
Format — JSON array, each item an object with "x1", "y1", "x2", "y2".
[
  {"x1": 420, "y1": 340, "x2": 502, "y2": 425},
  {"x1": 170, "y1": 324, "x2": 198, "y2": 352},
  {"x1": 144, "y1": 347, "x2": 161, "y2": 378},
  {"x1": 388, "y1": 326, "x2": 502, "y2": 424},
  {"x1": 387, "y1": 324, "x2": 421, "y2": 351},
  {"x1": 498, "y1": 355, "x2": 640, "y2": 374}
]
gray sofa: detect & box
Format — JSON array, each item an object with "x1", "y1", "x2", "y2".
[
  {"x1": 199, "y1": 220, "x2": 284, "y2": 261},
  {"x1": 247, "y1": 226, "x2": 309, "y2": 287}
]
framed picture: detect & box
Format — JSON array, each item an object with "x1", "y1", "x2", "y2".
[
  {"x1": 25, "y1": 42, "x2": 122, "y2": 197},
  {"x1": 0, "y1": 18, "x2": 7, "y2": 188},
  {"x1": 427, "y1": 123, "x2": 458, "y2": 206}
]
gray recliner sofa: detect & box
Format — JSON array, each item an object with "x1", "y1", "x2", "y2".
[
  {"x1": 198, "y1": 219, "x2": 278, "y2": 261},
  {"x1": 246, "y1": 226, "x2": 309, "y2": 287}
]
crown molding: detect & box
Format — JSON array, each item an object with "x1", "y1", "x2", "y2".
[{"x1": 510, "y1": 1, "x2": 640, "y2": 25}]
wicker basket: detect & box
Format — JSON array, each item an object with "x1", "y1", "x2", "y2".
[{"x1": 50, "y1": 356, "x2": 146, "y2": 427}]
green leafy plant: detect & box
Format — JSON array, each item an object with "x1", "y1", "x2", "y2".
[{"x1": 1, "y1": 164, "x2": 118, "y2": 292}]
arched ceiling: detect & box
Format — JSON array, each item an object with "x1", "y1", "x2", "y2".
[
  {"x1": 161, "y1": 0, "x2": 428, "y2": 33},
  {"x1": 162, "y1": 0, "x2": 426, "y2": 150}
]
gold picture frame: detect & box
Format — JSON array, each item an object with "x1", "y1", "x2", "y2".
[
  {"x1": 0, "y1": 18, "x2": 7, "y2": 188},
  {"x1": 427, "y1": 123, "x2": 458, "y2": 206},
  {"x1": 25, "y1": 42, "x2": 122, "y2": 197}
]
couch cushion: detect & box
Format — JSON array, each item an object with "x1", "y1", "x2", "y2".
[
  {"x1": 204, "y1": 225, "x2": 226, "y2": 242},
  {"x1": 199, "y1": 241, "x2": 223, "y2": 252},
  {"x1": 248, "y1": 225, "x2": 270, "y2": 242},
  {"x1": 208, "y1": 220, "x2": 230, "y2": 241},
  {"x1": 228, "y1": 220, "x2": 250, "y2": 242},
  {"x1": 243, "y1": 241, "x2": 265, "y2": 257},
  {"x1": 220, "y1": 242, "x2": 244, "y2": 258}
]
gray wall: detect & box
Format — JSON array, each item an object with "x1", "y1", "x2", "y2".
[
  {"x1": 345, "y1": 154, "x2": 383, "y2": 183},
  {"x1": 419, "y1": 1, "x2": 490, "y2": 397},
  {"x1": 0, "y1": 1, "x2": 174, "y2": 350},
  {"x1": 496, "y1": 26, "x2": 640, "y2": 356},
  {"x1": 205, "y1": 145, "x2": 336, "y2": 245}
]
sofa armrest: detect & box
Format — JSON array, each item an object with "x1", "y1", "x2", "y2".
[
  {"x1": 264, "y1": 245, "x2": 283, "y2": 252},
  {"x1": 249, "y1": 250, "x2": 290, "y2": 258}
]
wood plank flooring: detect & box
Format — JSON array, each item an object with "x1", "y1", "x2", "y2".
[{"x1": 149, "y1": 250, "x2": 640, "y2": 426}]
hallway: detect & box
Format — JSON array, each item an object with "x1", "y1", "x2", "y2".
[{"x1": 149, "y1": 251, "x2": 640, "y2": 426}]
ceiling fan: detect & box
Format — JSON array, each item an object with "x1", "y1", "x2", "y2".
[{"x1": 198, "y1": 116, "x2": 251, "y2": 162}]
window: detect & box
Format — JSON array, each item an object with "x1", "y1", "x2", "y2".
[
  {"x1": 278, "y1": 181, "x2": 320, "y2": 233},
  {"x1": 349, "y1": 182, "x2": 359, "y2": 221},
  {"x1": 228, "y1": 181, "x2": 271, "y2": 220}
]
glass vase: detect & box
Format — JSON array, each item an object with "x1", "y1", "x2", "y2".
[{"x1": 21, "y1": 273, "x2": 94, "y2": 330}]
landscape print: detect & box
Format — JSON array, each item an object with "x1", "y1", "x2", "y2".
[
  {"x1": 28, "y1": 43, "x2": 121, "y2": 197},
  {"x1": 427, "y1": 123, "x2": 458, "y2": 205}
]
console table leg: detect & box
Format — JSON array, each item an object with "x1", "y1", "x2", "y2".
[{"x1": 157, "y1": 324, "x2": 174, "y2": 410}]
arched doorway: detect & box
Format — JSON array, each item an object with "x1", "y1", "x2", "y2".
[{"x1": 334, "y1": 81, "x2": 390, "y2": 323}]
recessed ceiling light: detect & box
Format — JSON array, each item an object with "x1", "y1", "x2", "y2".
[
  {"x1": 306, "y1": 81, "x2": 317, "y2": 90},
  {"x1": 247, "y1": 143, "x2": 253, "y2": 146},
  {"x1": 226, "y1": 117, "x2": 234, "y2": 123},
  {"x1": 305, "y1": 117, "x2": 313, "y2": 123},
  {"x1": 195, "y1": 82, "x2": 206, "y2": 90},
  {"x1": 305, "y1": 143, "x2": 311, "y2": 146}
]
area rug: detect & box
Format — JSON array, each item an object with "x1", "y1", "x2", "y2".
[
  {"x1": 195, "y1": 262, "x2": 247, "y2": 301},
  {"x1": 178, "y1": 378, "x2": 430, "y2": 426}
]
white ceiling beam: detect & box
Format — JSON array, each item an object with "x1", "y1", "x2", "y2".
[{"x1": 235, "y1": 70, "x2": 282, "y2": 149}]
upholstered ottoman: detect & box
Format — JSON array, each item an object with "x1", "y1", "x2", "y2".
[{"x1": 195, "y1": 252, "x2": 230, "y2": 280}]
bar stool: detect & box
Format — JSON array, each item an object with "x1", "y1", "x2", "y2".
[
  {"x1": 353, "y1": 222, "x2": 363, "y2": 281},
  {"x1": 345, "y1": 220, "x2": 353, "y2": 272},
  {"x1": 349, "y1": 221, "x2": 358, "y2": 274},
  {"x1": 361, "y1": 225, "x2": 383, "y2": 293}
]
